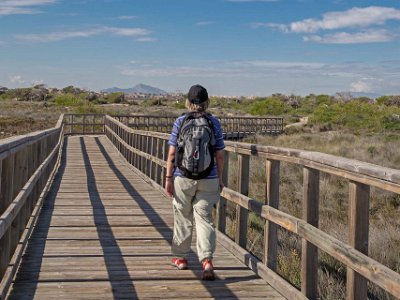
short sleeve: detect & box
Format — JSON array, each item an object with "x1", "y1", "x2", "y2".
[
  {"x1": 168, "y1": 117, "x2": 183, "y2": 147},
  {"x1": 212, "y1": 116, "x2": 225, "y2": 150}
]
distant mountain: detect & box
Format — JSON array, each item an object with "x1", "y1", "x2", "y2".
[{"x1": 101, "y1": 84, "x2": 167, "y2": 95}]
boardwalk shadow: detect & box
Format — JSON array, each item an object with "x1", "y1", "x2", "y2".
[
  {"x1": 94, "y1": 137, "x2": 242, "y2": 299},
  {"x1": 80, "y1": 137, "x2": 137, "y2": 299},
  {"x1": 8, "y1": 137, "x2": 69, "y2": 299}
]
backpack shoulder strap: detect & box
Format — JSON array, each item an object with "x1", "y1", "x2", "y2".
[
  {"x1": 177, "y1": 112, "x2": 193, "y2": 137},
  {"x1": 203, "y1": 113, "x2": 215, "y2": 134}
]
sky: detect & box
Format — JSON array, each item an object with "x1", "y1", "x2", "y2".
[{"x1": 1, "y1": 0, "x2": 400, "y2": 96}]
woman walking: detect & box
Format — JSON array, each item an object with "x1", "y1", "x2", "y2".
[{"x1": 164, "y1": 84, "x2": 225, "y2": 280}]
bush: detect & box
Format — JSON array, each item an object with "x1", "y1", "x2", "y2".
[
  {"x1": 310, "y1": 100, "x2": 400, "y2": 132},
  {"x1": 376, "y1": 95, "x2": 400, "y2": 107},
  {"x1": 54, "y1": 94, "x2": 84, "y2": 107},
  {"x1": 247, "y1": 97, "x2": 288, "y2": 116},
  {"x1": 105, "y1": 92, "x2": 125, "y2": 104}
]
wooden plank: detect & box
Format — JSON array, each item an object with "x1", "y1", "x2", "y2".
[
  {"x1": 264, "y1": 159, "x2": 280, "y2": 270},
  {"x1": 301, "y1": 167, "x2": 319, "y2": 298},
  {"x1": 347, "y1": 181, "x2": 370, "y2": 300},
  {"x1": 6, "y1": 135, "x2": 286, "y2": 300}
]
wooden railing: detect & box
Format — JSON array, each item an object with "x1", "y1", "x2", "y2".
[
  {"x1": 63, "y1": 114, "x2": 105, "y2": 135},
  {"x1": 113, "y1": 115, "x2": 284, "y2": 136},
  {"x1": 0, "y1": 115, "x2": 64, "y2": 297},
  {"x1": 104, "y1": 115, "x2": 400, "y2": 300}
]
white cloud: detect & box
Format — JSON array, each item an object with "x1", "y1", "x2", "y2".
[
  {"x1": 117, "y1": 16, "x2": 137, "y2": 20},
  {"x1": 107, "y1": 27, "x2": 150, "y2": 36},
  {"x1": 0, "y1": 0, "x2": 56, "y2": 15},
  {"x1": 31, "y1": 79, "x2": 44, "y2": 86},
  {"x1": 350, "y1": 80, "x2": 371, "y2": 93},
  {"x1": 290, "y1": 6, "x2": 400, "y2": 33},
  {"x1": 350, "y1": 78, "x2": 383, "y2": 93},
  {"x1": 196, "y1": 21, "x2": 214, "y2": 26},
  {"x1": 9, "y1": 75, "x2": 25, "y2": 84},
  {"x1": 303, "y1": 29, "x2": 395, "y2": 44},
  {"x1": 259, "y1": 6, "x2": 400, "y2": 44},
  {"x1": 136, "y1": 37, "x2": 157, "y2": 42},
  {"x1": 120, "y1": 60, "x2": 327, "y2": 78},
  {"x1": 15, "y1": 26, "x2": 152, "y2": 42},
  {"x1": 252, "y1": 22, "x2": 289, "y2": 32}
]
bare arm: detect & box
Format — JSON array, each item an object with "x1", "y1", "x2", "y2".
[
  {"x1": 164, "y1": 145, "x2": 176, "y2": 197},
  {"x1": 215, "y1": 149, "x2": 225, "y2": 189}
]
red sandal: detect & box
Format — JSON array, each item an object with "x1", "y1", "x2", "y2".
[
  {"x1": 171, "y1": 257, "x2": 188, "y2": 270},
  {"x1": 202, "y1": 259, "x2": 215, "y2": 280}
]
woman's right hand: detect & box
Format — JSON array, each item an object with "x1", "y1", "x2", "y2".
[{"x1": 165, "y1": 179, "x2": 174, "y2": 197}]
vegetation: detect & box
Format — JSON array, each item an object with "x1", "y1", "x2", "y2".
[
  {"x1": 0, "y1": 84, "x2": 399, "y2": 299},
  {"x1": 224, "y1": 132, "x2": 400, "y2": 299}
]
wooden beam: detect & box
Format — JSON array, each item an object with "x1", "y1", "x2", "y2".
[
  {"x1": 301, "y1": 167, "x2": 319, "y2": 299},
  {"x1": 216, "y1": 152, "x2": 229, "y2": 233},
  {"x1": 264, "y1": 159, "x2": 280, "y2": 270},
  {"x1": 235, "y1": 154, "x2": 249, "y2": 248},
  {"x1": 347, "y1": 181, "x2": 370, "y2": 300}
]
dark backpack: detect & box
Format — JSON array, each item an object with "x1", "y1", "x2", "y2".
[{"x1": 175, "y1": 112, "x2": 216, "y2": 180}]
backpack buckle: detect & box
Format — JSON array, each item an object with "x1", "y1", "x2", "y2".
[{"x1": 193, "y1": 147, "x2": 200, "y2": 160}]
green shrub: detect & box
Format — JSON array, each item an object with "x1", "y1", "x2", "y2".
[
  {"x1": 73, "y1": 102, "x2": 104, "y2": 114},
  {"x1": 105, "y1": 92, "x2": 125, "y2": 104},
  {"x1": 173, "y1": 102, "x2": 185, "y2": 109},
  {"x1": 310, "y1": 100, "x2": 400, "y2": 132},
  {"x1": 54, "y1": 94, "x2": 84, "y2": 106},
  {"x1": 247, "y1": 97, "x2": 288, "y2": 116}
]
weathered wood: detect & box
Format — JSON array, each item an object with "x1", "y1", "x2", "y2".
[
  {"x1": 347, "y1": 181, "x2": 370, "y2": 300},
  {"x1": 301, "y1": 167, "x2": 319, "y2": 299},
  {"x1": 0, "y1": 135, "x2": 63, "y2": 299},
  {"x1": 0, "y1": 155, "x2": 13, "y2": 280},
  {"x1": 235, "y1": 154, "x2": 249, "y2": 248},
  {"x1": 220, "y1": 187, "x2": 400, "y2": 298},
  {"x1": 216, "y1": 152, "x2": 229, "y2": 233},
  {"x1": 5, "y1": 135, "x2": 286, "y2": 300},
  {"x1": 0, "y1": 138, "x2": 60, "y2": 241},
  {"x1": 224, "y1": 142, "x2": 400, "y2": 193},
  {"x1": 217, "y1": 231, "x2": 307, "y2": 300},
  {"x1": 56, "y1": 114, "x2": 400, "y2": 300},
  {"x1": 264, "y1": 159, "x2": 280, "y2": 270}
]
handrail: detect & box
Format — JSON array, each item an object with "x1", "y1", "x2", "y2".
[
  {"x1": 104, "y1": 114, "x2": 400, "y2": 300},
  {"x1": 112, "y1": 114, "x2": 284, "y2": 135},
  {"x1": 0, "y1": 114, "x2": 64, "y2": 293}
]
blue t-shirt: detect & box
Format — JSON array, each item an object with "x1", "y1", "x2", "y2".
[{"x1": 168, "y1": 114, "x2": 225, "y2": 179}]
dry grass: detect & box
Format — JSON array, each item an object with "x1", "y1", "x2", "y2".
[
  {"x1": 0, "y1": 100, "x2": 66, "y2": 138},
  {"x1": 2, "y1": 99, "x2": 398, "y2": 299},
  {"x1": 223, "y1": 131, "x2": 399, "y2": 299}
]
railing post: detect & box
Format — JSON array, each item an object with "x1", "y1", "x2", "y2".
[
  {"x1": 156, "y1": 138, "x2": 163, "y2": 185},
  {"x1": 162, "y1": 140, "x2": 168, "y2": 187},
  {"x1": 347, "y1": 181, "x2": 370, "y2": 300},
  {"x1": 235, "y1": 154, "x2": 249, "y2": 248},
  {"x1": 134, "y1": 134, "x2": 139, "y2": 168},
  {"x1": 264, "y1": 159, "x2": 280, "y2": 270},
  {"x1": 146, "y1": 136, "x2": 152, "y2": 178},
  {"x1": 216, "y1": 151, "x2": 229, "y2": 233},
  {"x1": 301, "y1": 167, "x2": 320, "y2": 299}
]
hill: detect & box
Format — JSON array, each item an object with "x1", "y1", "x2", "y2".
[{"x1": 102, "y1": 84, "x2": 167, "y2": 95}]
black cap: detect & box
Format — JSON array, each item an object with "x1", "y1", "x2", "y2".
[{"x1": 188, "y1": 84, "x2": 208, "y2": 104}]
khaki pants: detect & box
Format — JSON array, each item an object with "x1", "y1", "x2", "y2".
[{"x1": 171, "y1": 176, "x2": 220, "y2": 262}]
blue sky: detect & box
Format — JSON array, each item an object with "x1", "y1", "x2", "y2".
[{"x1": 1, "y1": 0, "x2": 400, "y2": 96}]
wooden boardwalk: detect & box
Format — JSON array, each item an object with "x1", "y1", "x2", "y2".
[{"x1": 6, "y1": 136, "x2": 284, "y2": 299}]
